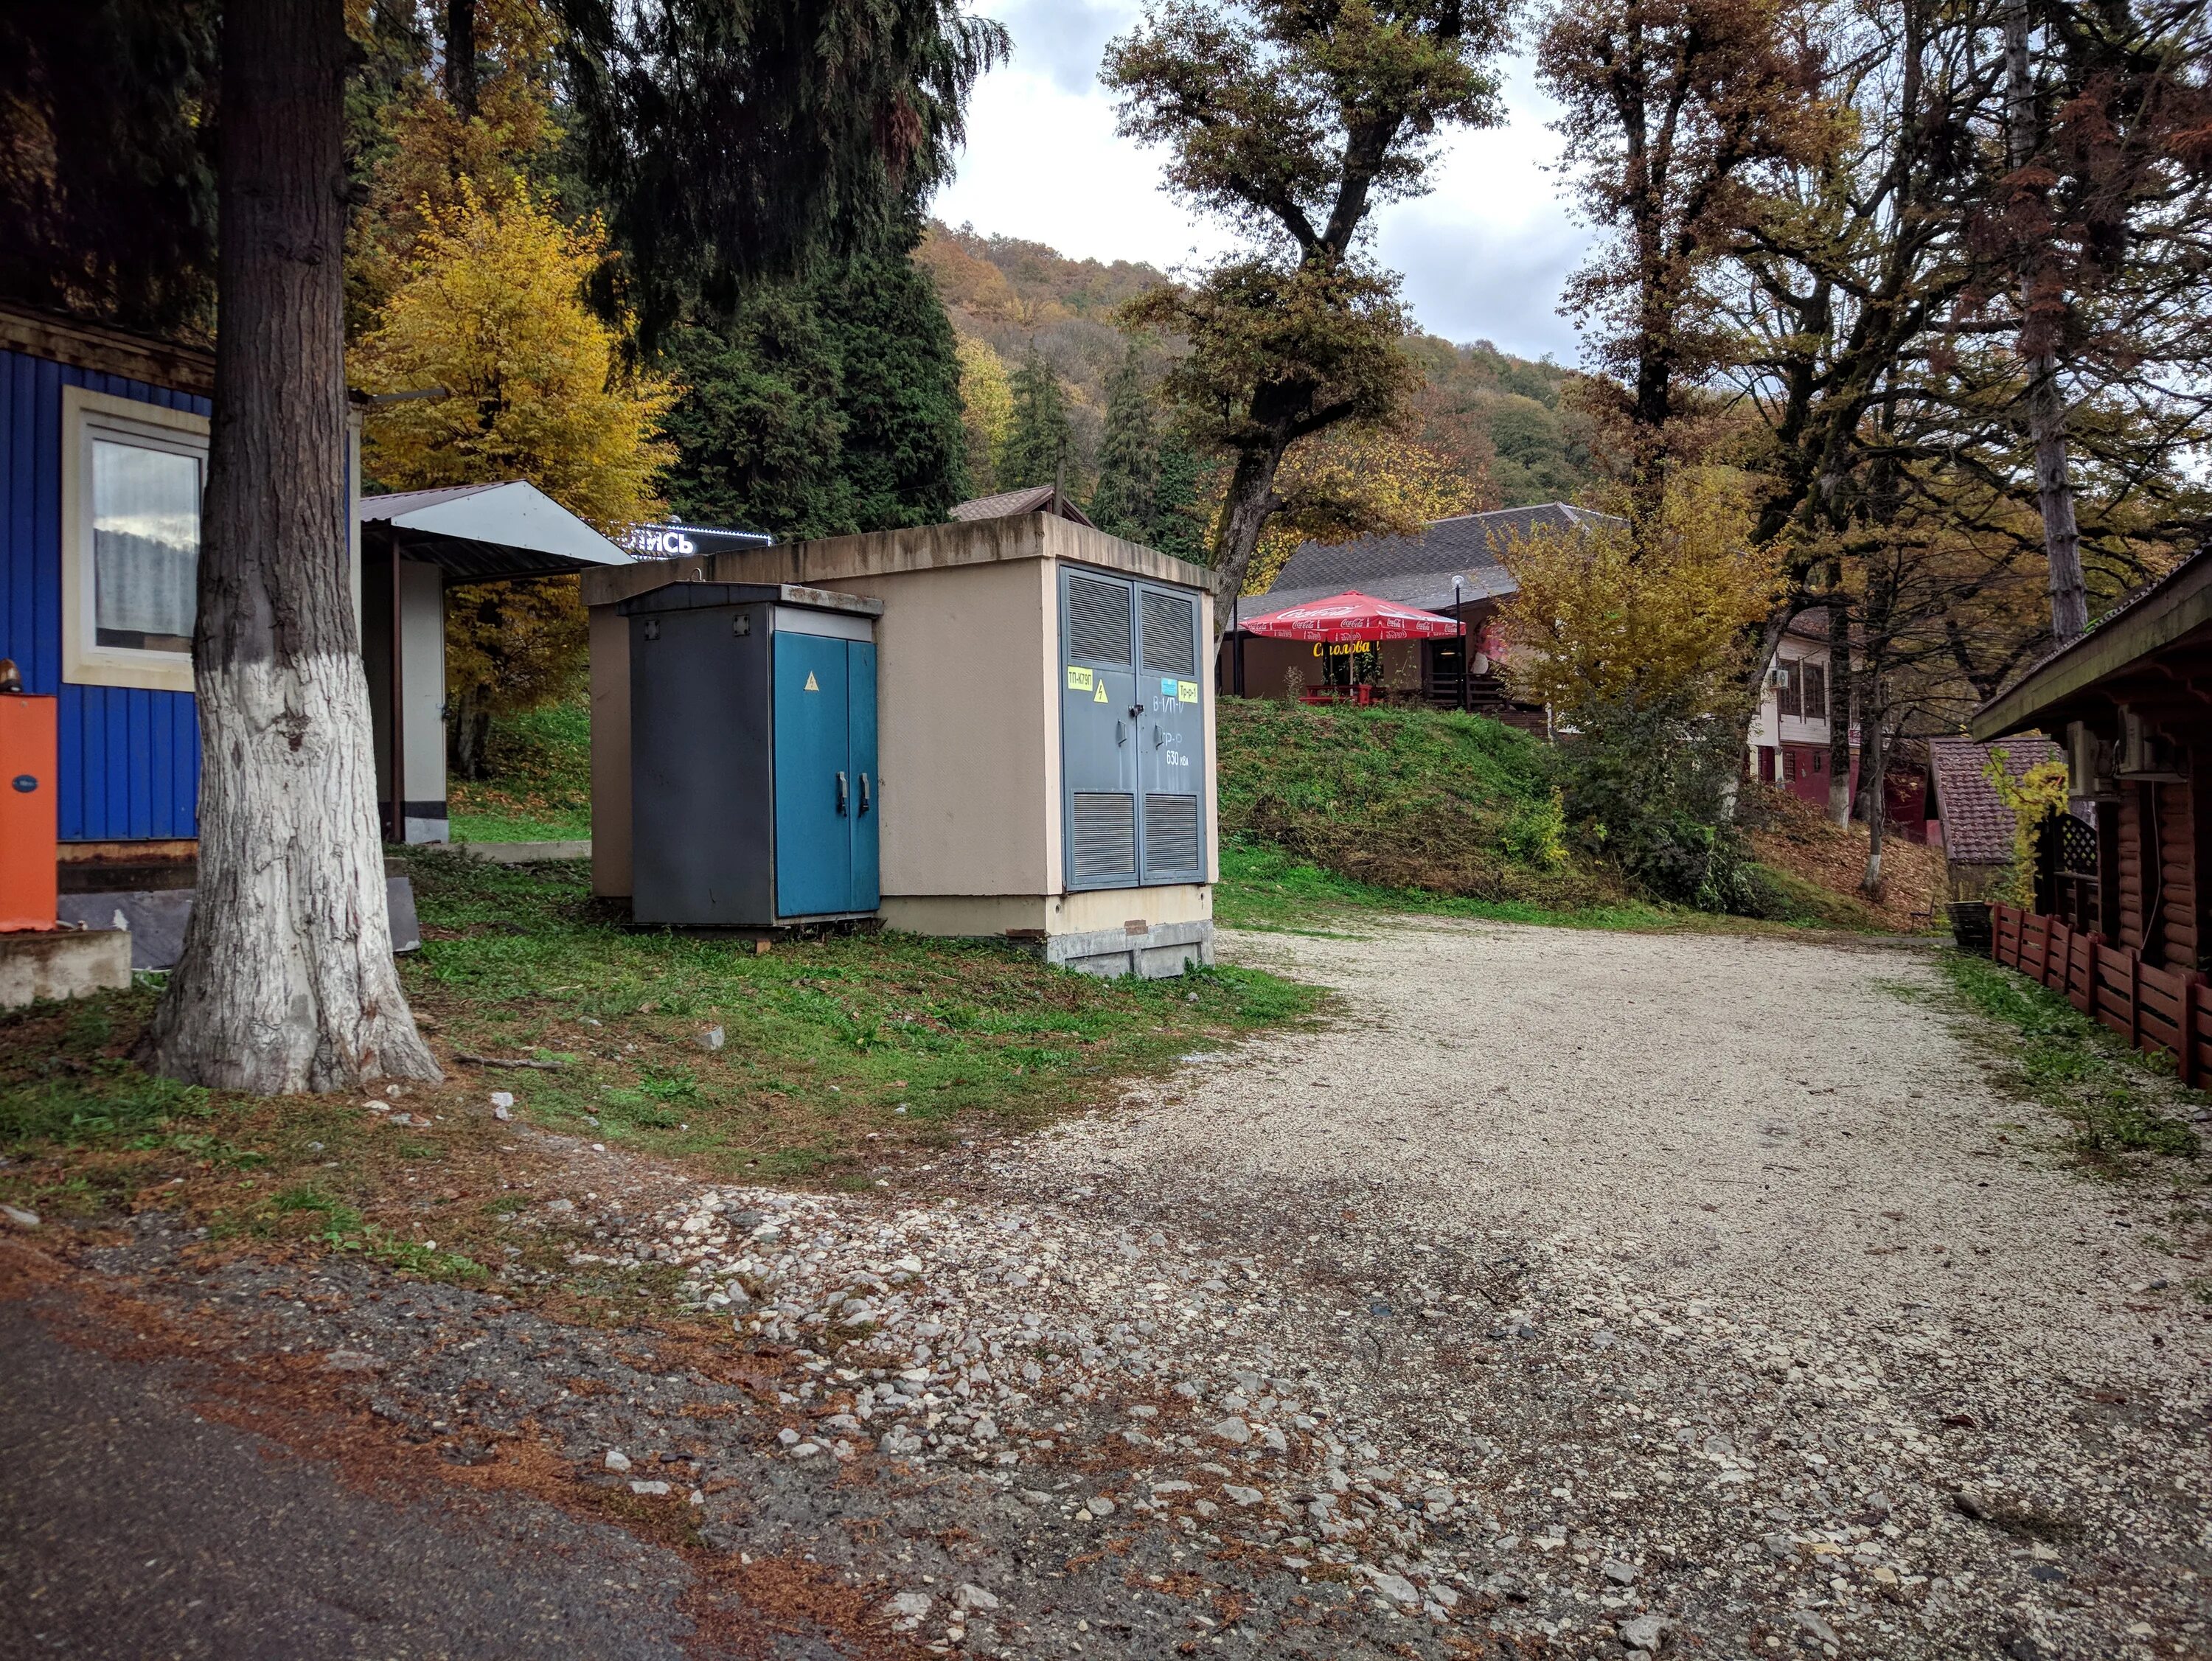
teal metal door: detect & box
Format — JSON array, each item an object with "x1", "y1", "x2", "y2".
[
  {"x1": 773, "y1": 631, "x2": 852, "y2": 917},
  {"x1": 846, "y1": 640, "x2": 880, "y2": 910}
]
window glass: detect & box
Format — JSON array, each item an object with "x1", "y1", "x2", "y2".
[
  {"x1": 1801, "y1": 661, "x2": 1826, "y2": 720},
  {"x1": 1776, "y1": 661, "x2": 1801, "y2": 719},
  {"x1": 92, "y1": 436, "x2": 200, "y2": 652}
]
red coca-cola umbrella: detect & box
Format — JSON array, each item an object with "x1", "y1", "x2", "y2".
[{"x1": 1239, "y1": 590, "x2": 1463, "y2": 642}]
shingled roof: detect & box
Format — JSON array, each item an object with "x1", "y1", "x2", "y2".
[
  {"x1": 1927, "y1": 734, "x2": 2063, "y2": 866},
  {"x1": 950, "y1": 484, "x2": 1096, "y2": 528},
  {"x1": 1237, "y1": 502, "x2": 1621, "y2": 620}
]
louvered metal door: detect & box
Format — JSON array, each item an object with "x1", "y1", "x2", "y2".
[
  {"x1": 1135, "y1": 584, "x2": 1205, "y2": 881},
  {"x1": 1060, "y1": 570, "x2": 1139, "y2": 888},
  {"x1": 1060, "y1": 568, "x2": 1206, "y2": 891}
]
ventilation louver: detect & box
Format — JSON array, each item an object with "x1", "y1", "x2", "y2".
[
  {"x1": 1068, "y1": 576, "x2": 1132, "y2": 665},
  {"x1": 1141, "y1": 591, "x2": 1197, "y2": 676},
  {"x1": 1071, "y1": 792, "x2": 1137, "y2": 879},
  {"x1": 1143, "y1": 793, "x2": 1200, "y2": 876}
]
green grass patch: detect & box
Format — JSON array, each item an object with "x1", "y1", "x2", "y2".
[
  {"x1": 1214, "y1": 834, "x2": 1674, "y2": 932},
  {"x1": 402, "y1": 847, "x2": 1320, "y2": 1180},
  {"x1": 1930, "y1": 952, "x2": 2202, "y2": 1162},
  {"x1": 448, "y1": 694, "x2": 592, "y2": 842}
]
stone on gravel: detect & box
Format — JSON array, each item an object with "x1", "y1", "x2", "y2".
[
  {"x1": 603, "y1": 1449, "x2": 632, "y2": 1472},
  {"x1": 884, "y1": 1592, "x2": 932, "y2": 1631},
  {"x1": 1368, "y1": 1571, "x2": 1421, "y2": 1609},
  {"x1": 1793, "y1": 1611, "x2": 1840, "y2": 1646},
  {"x1": 1618, "y1": 1612, "x2": 1669, "y2": 1651},
  {"x1": 1211, "y1": 1415, "x2": 1251, "y2": 1444},
  {"x1": 953, "y1": 1583, "x2": 999, "y2": 1612},
  {"x1": 4, "y1": 1205, "x2": 45, "y2": 1229}
]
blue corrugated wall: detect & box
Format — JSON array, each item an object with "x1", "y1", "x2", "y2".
[{"x1": 0, "y1": 347, "x2": 208, "y2": 841}]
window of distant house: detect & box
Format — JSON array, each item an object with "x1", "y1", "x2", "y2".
[
  {"x1": 1800, "y1": 660, "x2": 1826, "y2": 722},
  {"x1": 61, "y1": 387, "x2": 208, "y2": 693},
  {"x1": 1783, "y1": 750, "x2": 1798, "y2": 781},
  {"x1": 1776, "y1": 661, "x2": 1801, "y2": 719}
]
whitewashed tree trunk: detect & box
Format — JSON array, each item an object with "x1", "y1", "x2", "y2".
[{"x1": 142, "y1": 0, "x2": 439, "y2": 1095}]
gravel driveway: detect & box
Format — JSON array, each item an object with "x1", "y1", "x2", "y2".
[
  {"x1": 9, "y1": 918, "x2": 2207, "y2": 1660},
  {"x1": 1003, "y1": 917, "x2": 2209, "y2": 1660}
]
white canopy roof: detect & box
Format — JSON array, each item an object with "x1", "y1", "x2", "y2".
[{"x1": 358, "y1": 481, "x2": 632, "y2": 581}]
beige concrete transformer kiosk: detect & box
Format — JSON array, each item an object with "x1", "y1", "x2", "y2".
[{"x1": 580, "y1": 512, "x2": 1217, "y2": 978}]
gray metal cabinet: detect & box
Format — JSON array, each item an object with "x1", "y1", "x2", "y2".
[
  {"x1": 622, "y1": 582, "x2": 883, "y2": 927},
  {"x1": 1060, "y1": 566, "x2": 1206, "y2": 890}
]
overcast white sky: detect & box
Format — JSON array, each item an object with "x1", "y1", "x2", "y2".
[{"x1": 932, "y1": 2, "x2": 1593, "y2": 364}]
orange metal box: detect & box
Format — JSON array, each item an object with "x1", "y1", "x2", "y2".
[{"x1": 0, "y1": 694, "x2": 58, "y2": 931}]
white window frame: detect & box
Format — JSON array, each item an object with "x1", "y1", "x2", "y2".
[{"x1": 60, "y1": 386, "x2": 209, "y2": 694}]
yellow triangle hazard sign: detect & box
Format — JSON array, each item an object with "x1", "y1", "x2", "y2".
[
  {"x1": 1093, "y1": 681, "x2": 1110, "y2": 703},
  {"x1": 804, "y1": 671, "x2": 819, "y2": 691}
]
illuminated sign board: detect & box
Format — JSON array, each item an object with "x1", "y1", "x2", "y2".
[{"x1": 621, "y1": 522, "x2": 773, "y2": 559}]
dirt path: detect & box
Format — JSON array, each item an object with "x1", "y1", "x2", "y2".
[{"x1": 5, "y1": 919, "x2": 2206, "y2": 1660}]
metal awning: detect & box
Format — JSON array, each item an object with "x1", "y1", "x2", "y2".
[{"x1": 358, "y1": 481, "x2": 632, "y2": 581}]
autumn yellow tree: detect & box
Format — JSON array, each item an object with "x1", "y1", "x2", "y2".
[
  {"x1": 347, "y1": 0, "x2": 566, "y2": 334},
  {"x1": 355, "y1": 181, "x2": 672, "y2": 776},
  {"x1": 1244, "y1": 427, "x2": 1478, "y2": 596},
  {"x1": 1497, "y1": 469, "x2": 1784, "y2": 909},
  {"x1": 955, "y1": 332, "x2": 1013, "y2": 495}
]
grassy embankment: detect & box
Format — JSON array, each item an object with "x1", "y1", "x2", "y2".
[
  {"x1": 448, "y1": 698, "x2": 592, "y2": 842},
  {"x1": 0, "y1": 853, "x2": 1318, "y2": 1292},
  {"x1": 1214, "y1": 697, "x2": 1945, "y2": 933}
]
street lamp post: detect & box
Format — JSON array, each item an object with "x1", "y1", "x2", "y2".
[{"x1": 1455, "y1": 575, "x2": 1469, "y2": 712}]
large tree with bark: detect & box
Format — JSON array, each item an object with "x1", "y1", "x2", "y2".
[
  {"x1": 1536, "y1": 0, "x2": 1837, "y2": 499},
  {"x1": 128, "y1": 0, "x2": 1001, "y2": 1093},
  {"x1": 1103, "y1": 0, "x2": 1514, "y2": 634},
  {"x1": 140, "y1": 0, "x2": 439, "y2": 1092}
]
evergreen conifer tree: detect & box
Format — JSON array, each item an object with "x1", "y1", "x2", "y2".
[
  {"x1": 661, "y1": 230, "x2": 969, "y2": 537},
  {"x1": 995, "y1": 349, "x2": 1075, "y2": 492},
  {"x1": 1149, "y1": 432, "x2": 1211, "y2": 565},
  {"x1": 823, "y1": 240, "x2": 970, "y2": 528},
  {"x1": 1088, "y1": 346, "x2": 1158, "y2": 537}
]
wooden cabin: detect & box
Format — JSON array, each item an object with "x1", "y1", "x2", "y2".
[{"x1": 1970, "y1": 549, "x2": 2212, "y2": 1078}]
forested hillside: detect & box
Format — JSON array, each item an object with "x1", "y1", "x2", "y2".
[{"x1": 917, "y1": 221, "x2": 1604, "y2": 512}]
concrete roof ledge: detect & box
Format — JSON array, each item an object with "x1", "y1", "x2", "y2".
[{"x1": 580, "y1": 512, "x2": 1211, "y2": 610}]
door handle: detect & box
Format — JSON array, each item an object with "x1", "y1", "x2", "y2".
[
  {"x1": 1116, "y1": 719, "x2": 1127, "y2": 745},
  {"x1": 1153, "y1": 726, "x2": 1165, "y2": 748},
  {"x1": 858, "y1": 772, "x2": 872, "y2": 813},
  {"x1": 836, "y1": 770, "x2": 849, "y2": 814}
]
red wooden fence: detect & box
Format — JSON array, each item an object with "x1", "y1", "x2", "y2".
[{"x1": 1991, "y1": 903, "x2": 2208, "y2": 1087}]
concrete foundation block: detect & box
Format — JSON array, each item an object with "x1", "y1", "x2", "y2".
[
  {"x1": 57, "y1": 878, "x2": 420, "y2": 972},
  {"x1": 1034, "y1": 918, "x2": 1215, "y2": 981},
  {"x1": 0, "y1": 927, "x2": 133, "y2": 1010}
]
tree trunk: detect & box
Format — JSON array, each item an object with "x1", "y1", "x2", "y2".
[
  {"x1": 1861, "y1": 708, "x2": 1888, "y2": 895},
  {"x1": 445, "y1": 0, "x2": 479, "y2": 119},
  {"x1": 142, "y1": 0, "x2": 440, "y2": 1096},
  {"x1": 1825, "y1": 588, "x2": 1852, "y2": 826},
  {"x1": 2003, "y1": 0, "x2": 2089, "y2": 644},
  {"x1": 1206, "y1": 442, "x2": 1287, "y2": 650}
]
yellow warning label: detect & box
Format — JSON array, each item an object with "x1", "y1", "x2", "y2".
[
  {"x1": 803, "y1": 671, "x2": 819, "y2": 692},
  {"x1": 1177, "y1": 680, "x2": 1199, "y2": 703},
  {"x1": 1093, "y1": 682, "x2": 1110, "y2": 703},
  {"x1": 1066, "y1": 665, "x2": 1094, "y2": 692}
]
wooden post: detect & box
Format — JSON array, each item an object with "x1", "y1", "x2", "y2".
[
  {"x1": 2182, "y1": 975, "x2": 2202, "y2": 1090},
  {"x1": 2129, "y1": 950, "x2": 2142, "y2": 1054},
  {"x1": 2086, "y1": 935, "x2": 2100, "y2": 1026}
]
